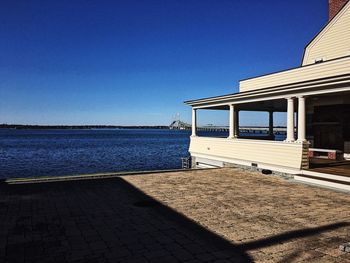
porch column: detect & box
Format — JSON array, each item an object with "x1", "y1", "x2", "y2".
[
  {"x1": 229, "y1": 104, "x2": 236, "y2": 138},
  {"x1": 268, "y1": 111, "x2": 274, "y2": 137},
  {"x1": 234, "y1": 109, "x2": 239, "y2": 137},
  {"x1": 191, "y1": 108, "x2": 197, "y2": 137},
  {"x1": 286, "y1": 97, "x2": 295, "y2": 142},
  {"x1": 297, "y1": 96, "x2": 306, "y2": 142}
]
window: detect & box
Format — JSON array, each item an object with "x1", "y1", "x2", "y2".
[{"x1": 314, "y1": 58, "x2": 324, "y2": 64}]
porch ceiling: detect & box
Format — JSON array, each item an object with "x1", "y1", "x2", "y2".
[
  {"x1": 203, "y1": 91, "x2": 350, "y2": 112},
  {"x1": 203, "y1": 99, "x2": 288, "y2": 112}
]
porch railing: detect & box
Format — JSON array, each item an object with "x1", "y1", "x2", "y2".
[{"x1": 189, "y1": 136, "x2": 309, "y2": 170}]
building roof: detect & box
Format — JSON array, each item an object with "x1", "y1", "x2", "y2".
[
  {"x1": 185, "y1": 56, "x2": 350, "y2": 108},
  {"x1": 301, "y1": 0, "x2": 350, "y2": 66}
]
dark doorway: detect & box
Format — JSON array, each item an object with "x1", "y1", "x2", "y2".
[
  {"x1": 312, "y1": 104, "x2": 350, "y2": 151},
  {"x1": 314, "y1": 123, "x2": 343, "y2": 150}
]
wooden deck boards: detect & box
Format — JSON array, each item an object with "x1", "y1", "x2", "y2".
[{"x1": 308, "y1": 158, "x2": 350, "y2": 177}]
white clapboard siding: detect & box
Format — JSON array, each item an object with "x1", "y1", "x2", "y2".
[
  {"x1": 189, "y1": 137, "x2": 308, "y2": 170},
  {"x1": 239, "y1": 56, "x2": 350, "y2": 92},
  {"x1": 302, "y1": 1, "x2": 350, "y2": 65}
]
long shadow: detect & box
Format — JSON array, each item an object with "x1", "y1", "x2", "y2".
[
  {"x1": 0, "y1": 177, "x2": 253, "y2": 262},
  {"x1": 0, "y1": 177, "x2": 348, "y2": 263},
  {"x1": 238, "y1": 222, "x2": 350, "y2": 251}
]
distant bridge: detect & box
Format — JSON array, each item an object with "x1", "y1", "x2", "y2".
[
  {"x1": 169, "y1": 120, "x2": 191, "y2": 130},
  {"x1": 169, "y1": 121, "x2": 286, "y2": 134}
]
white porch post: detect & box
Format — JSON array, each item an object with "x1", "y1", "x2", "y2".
[
  {"x1": 268, "y1": 111, "x2": 274, "y2": 137},
  {"x1": 191, "y1": 108, "x2": 197, "y2": 137},
  {"x1": 234, "y1": 110, "x2": 239, "y2": 138},
  {"x1": 297, "y1": 96, "x2": 306, "y2": 142},
  {"x1": 229, "y1": 104, "x2": 236, "y2": 138},
  {"x1": 286, "y1": 97, "x2": 295, "y2": 142}
]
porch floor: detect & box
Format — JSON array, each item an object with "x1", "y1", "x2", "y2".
[{"x1": 308, "y1": 158, "x2": 350, "y2": 177}]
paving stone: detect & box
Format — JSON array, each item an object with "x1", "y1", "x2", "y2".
[
  {"x1": 0, "y1": 168, "x2": 349, "y2": 262},
  {"x1": 195, "y1": 252, "x2": 216, "y2": 262},
  {"x1": 172, "y1": 248, "x2": 194, "y2": 261},
  {"x1": 143, "y1": 249, "x2": 172, "y2": 260},
  {"x1": 123, "y1": 168, "x2": 350, "y2": 262}
]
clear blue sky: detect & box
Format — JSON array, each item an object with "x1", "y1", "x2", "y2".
[{"x1": 0, "y1": 0, "x2": 327, "y2": 126}]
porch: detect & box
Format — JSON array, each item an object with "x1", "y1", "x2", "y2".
[
  {"x1": 186, "y1": 68, "x2": 350, "y2": 189},
  {"x1": 189, "y1": 92, "x2": 350, "y2": 167}
]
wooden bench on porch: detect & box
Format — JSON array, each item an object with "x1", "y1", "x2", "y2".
[{"x1": 308, "y1": 148, "x2": 343, "y2": 160}]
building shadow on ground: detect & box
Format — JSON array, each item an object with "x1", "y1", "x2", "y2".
[{"x1": 0, "y1": 177, "x2": 348, "y2": 262}]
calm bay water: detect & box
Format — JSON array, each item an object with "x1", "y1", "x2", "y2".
[
  {"x1": 0, "y1": 129, "x2": 191, "y2": 179},
  {"x1": 0, "y1": 128, "x2": 285, "y2": 179}
]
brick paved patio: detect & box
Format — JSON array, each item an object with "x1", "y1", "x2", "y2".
[{"x1": 1, "y1": 168, "x2": 350, "y2": 262}]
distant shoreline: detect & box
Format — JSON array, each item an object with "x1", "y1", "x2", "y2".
[
  {"x1": 0, "y1": 124, "x2": 288, "y2": 130},
  {"x1": 0, "y1": 124, "x2": 169, "y2": 130}
]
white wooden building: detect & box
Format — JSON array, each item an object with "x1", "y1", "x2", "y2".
[{"x1": 185, "y1": 0, "x2": 350, "y2": 191}]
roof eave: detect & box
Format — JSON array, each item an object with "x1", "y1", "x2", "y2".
[{"x1": 185, "y1": 74, "x2": 350, "y2": 107}]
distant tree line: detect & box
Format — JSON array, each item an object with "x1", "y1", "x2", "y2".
[{"x1": 0, "y1": 124, "x2": 169, "y2": 130}]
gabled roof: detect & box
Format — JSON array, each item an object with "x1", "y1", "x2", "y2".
[{"x1": 301, "y1": 0, "x2": 350, "y2": 65}]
